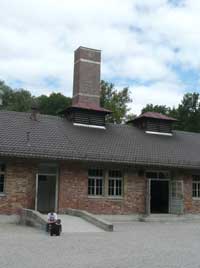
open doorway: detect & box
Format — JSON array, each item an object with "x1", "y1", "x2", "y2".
[
  {"x1": 37, "y1": 175, "x2": 57, "y2": 213},
  {"x1": 150, "y1": 180, "x2": 169, "y2": 213},
  {"x1": 35, "y1": 164, "x2": 58, "y2": 213}
]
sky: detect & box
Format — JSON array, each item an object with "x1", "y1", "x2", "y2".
[{"x1": 0, "y1": 0, "x2": 200, "y2": 114}]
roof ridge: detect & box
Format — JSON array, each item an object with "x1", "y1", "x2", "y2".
[
  {"x1": 0, "y1": 110, "x2": 62, "y2": 120},
  {"x1": 174, "y1": 130, "x2": 200, "y2": 135}
]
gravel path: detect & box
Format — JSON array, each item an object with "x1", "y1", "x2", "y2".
[{"x1": 1, "y1": 221, "x2": 200, "y2": 268}]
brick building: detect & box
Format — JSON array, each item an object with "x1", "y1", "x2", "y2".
[{"x1": 0, "y1": 46, "x2": 200, "y2": 215}]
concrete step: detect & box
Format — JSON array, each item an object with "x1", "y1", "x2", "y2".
[{"x1": 99, "y1": 213, "x2": 200, "y2": 223}]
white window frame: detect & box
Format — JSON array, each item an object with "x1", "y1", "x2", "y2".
[
  {"x1": 171, "y1": 180, "x2": 183, "y2": 199},
  {"x1": 192, "y1": 175, "x2": 200, "y2": 199},
  {"x1": 88, "y1": 169, "x2": 104, "y2": 196},
  {"x1": 108, "y1": 170, "x2": 123, "y2": 197}
]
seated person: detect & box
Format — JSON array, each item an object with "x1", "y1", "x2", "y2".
[
  {"x1": 50, "y1": 219, "x2": 62, "y2": 236},
  {"x1": 46, "y1": 211, "x2": 58, "y2": 232}
]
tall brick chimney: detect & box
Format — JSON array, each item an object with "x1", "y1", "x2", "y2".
[
  {"x1": 63, "y1": 46, "x2": 111, "y2": 127},
  {"x1": 72, "y1": 46, "x2": 101, "y2": 108}
]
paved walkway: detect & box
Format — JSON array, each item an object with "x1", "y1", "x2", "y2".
[
  {"x1": 57, "y1": 214, "x2": 103, "y2": 233},
  {"x1": 1, "y1": 221, "x2": 200, "y2": 268}
]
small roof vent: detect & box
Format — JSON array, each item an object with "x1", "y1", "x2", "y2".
[
  {"x1": 128, "y1": 112, "x2": 177, "y2": 136},
  {"x1": 30, "y1": 102, "x2": 39, "y2": 121}
]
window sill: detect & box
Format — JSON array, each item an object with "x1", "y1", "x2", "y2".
[
  {"x1": 87, "y1": 195, "x2": 123, "y2": 200},
  {"x1": 0, "y1": 193, "x2": 6, "y2": 197},
  {"x1": 192, "y1": 197, "x2": 200, "y2": 201},
  {"x1": 87, "y1": 195, "x2": 104, "y2": 199},
  {"x1": 106, "y1": 196, "x2": 123, "y2": 200}
]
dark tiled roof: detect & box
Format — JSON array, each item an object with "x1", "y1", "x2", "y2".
[
  {"x1": 132, "y1": 112, "x2": 177, "y2": 121},
  {"x1": 0, "y1": 110, "x2": 200, "y2": 169}
]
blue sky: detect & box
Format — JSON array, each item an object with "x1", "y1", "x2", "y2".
[{"x1": 0, "y1": 0, "x2": 200, "y2": 114}]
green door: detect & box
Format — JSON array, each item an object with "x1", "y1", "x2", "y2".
[{"x1": 37, "y1": 175, "x2": 56, "y2": 213}]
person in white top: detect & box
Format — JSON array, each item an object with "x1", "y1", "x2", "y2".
[
  {"x1": 46, "y1": 211, "x2": 58, "y2": 232},
  {"x1": 47, "y1": 212, "x2": 58, "y2": 223}
]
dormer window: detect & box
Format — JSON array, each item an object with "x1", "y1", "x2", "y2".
[
  {"x1": 63, "y1": 103, "x2": 110, "y2": 128},
  {"x1": 128, "y1": 112, "x2": 177, "y2": 136}
]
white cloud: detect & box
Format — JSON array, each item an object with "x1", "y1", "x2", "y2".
[
  {"x1": 0, "y1": 0, "x2": 200, "y2": 113},
  {"x1": 130, "y1": 81, "x2": 184, "y2": 114}
]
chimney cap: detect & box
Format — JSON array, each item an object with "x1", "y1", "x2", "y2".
[{"x1": 62, "y1": 102, "x2": 111, "y2": 115}]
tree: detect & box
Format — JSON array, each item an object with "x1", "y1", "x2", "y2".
[
  {"x1": 0, "y1": 80, "x2": 133, "y2": 122},
  {"x1": 8, "y1": 90, "x2": 33, "y2": 112},
  {"x1": 37, "y1": 93, "x2": 71, "y2": 116},
  {"x1": 0, "y1": 81, "x2": 33, "y2": 112},
  {"x1": 0, "y1": 81, "x2": 71, "y2": 115},
  {"x1": 175, "y1": 93, "x2": 200, "y2": 132},
  {"x1": 100, "y1": 80, "x2": 132, "y2": 123},
  {"x1": 0, "y1": 80, "x2": 13, "y2": 108},
  {"x1": 141, "y1": 104, "x2": 172, "y2": 115}
]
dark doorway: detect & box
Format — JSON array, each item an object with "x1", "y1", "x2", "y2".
[
  {"x1": 150, "y1": 180, "x2": 169, "y2": 213},
  {"x1": 37, "y1": 175, "x2": 56, "y2": 213}
]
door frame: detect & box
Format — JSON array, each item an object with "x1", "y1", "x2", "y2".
[
  {"x1": 147, "y1": 178, "x2": 170, "y2": 214},
  {"x1": 169, "y1": 180, "x2": 184, "y2": 214},
  {"x1": 35, "y1": 172, "x2": 59, "y2": 213}
]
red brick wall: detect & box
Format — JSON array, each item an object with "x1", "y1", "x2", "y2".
[
  {"x1": 58, "y1": 163, "x2": 146, "y2": 214},
  {"x1": 183, "y1": 174, "x2": 200, "y2": 213},
  {"x1": 0, "y1": 159, "x2": 36, "y2": 214},
  {"x1": 1, "y1": 158, "x2": 200, "y2": 215},
  {"x1": 58, "y1": 165, "x2": 200, "y2": 215}
]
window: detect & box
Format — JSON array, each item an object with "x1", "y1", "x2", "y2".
[
  {"x1": 108, "y1": 170, "x2": 123, "y2": 197},
  {"x1": 192, "y1": 175, "x2": 200, "y2": 198},
  {"x1": 88, "y1": 169, "x2": 103, "y2": 196},
  {"x1": 0, "y1": 163, "x2": 5, "y2": 193},
  {"x1": 171, "y1": 181, "x2": 183, "y2": 199}
]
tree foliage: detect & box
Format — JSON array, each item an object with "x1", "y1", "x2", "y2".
[
  {"x1": 0, "y1": 80, "x2": 132, "y2": 123},
  {"x1": 100, "y1": 80, "x2": 132, "y2": 123},
  {"x1": 37, "y1": 93, "x2": 71, "y2": 116},
  {"x1": 2, "y1": 79, "x2": 200, "y2": 132},
  {"x1": 176, "y1": 93, "x2": 200, "y2": 132},
  {"x1": 142, "y1": 92, "x2": 200, "y2": 132},
  {"x1": 0, "y1": 81, "x2": 33, "y2": 112},
  {"x1": 142, "y1": 104, "x2": 171, "y2": 115}
]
